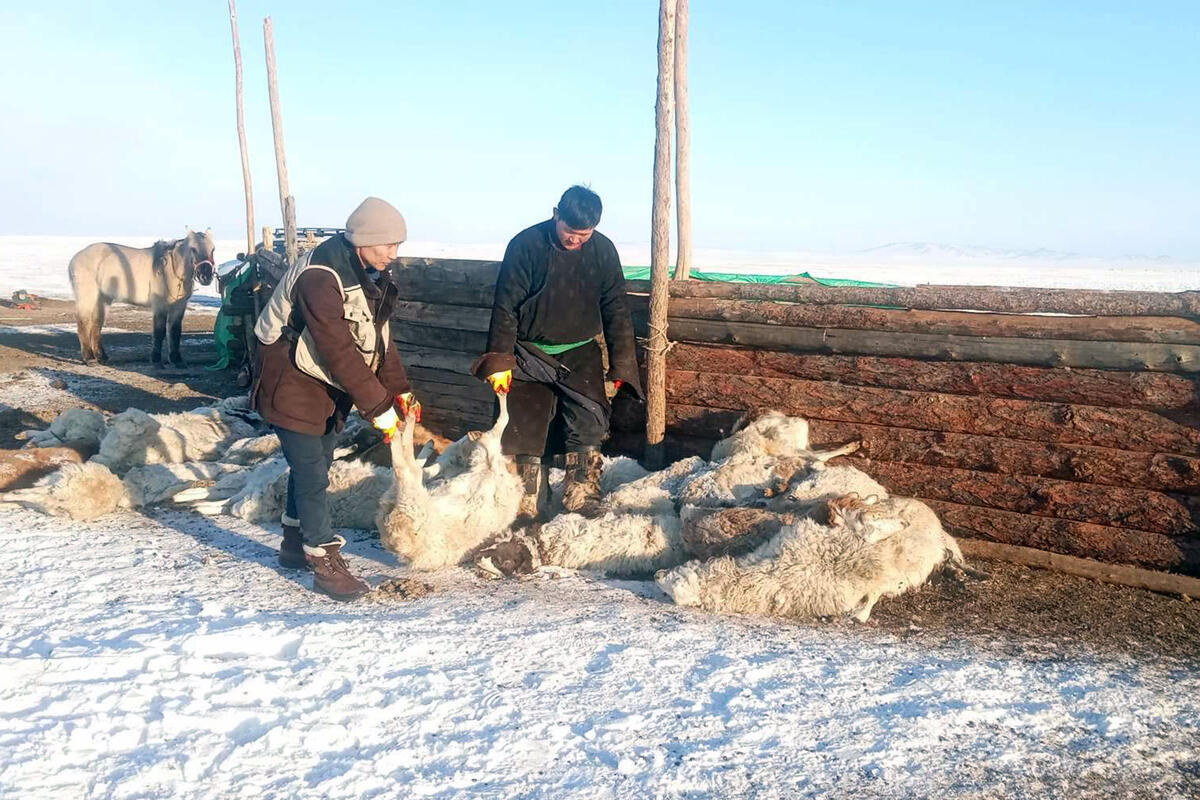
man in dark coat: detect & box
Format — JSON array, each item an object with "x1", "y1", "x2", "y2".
[
  {"x1": 253, "y1": 196, "x2": 419, "y2": 600},
  {"x1": 472, "y1": 186, "x2": 642, "y2": 523}
]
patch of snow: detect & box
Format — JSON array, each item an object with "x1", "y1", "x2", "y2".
[{"x1": 1, "y1": 507, "x2": 1197, "y2": 798}]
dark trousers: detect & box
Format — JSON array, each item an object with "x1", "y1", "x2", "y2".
[
  {"x1": 500, "y1": 342, "x2": 610, "y2": 458},
  {"x1": 275, "y1": 425, "x2": 337, "y2": 548}
]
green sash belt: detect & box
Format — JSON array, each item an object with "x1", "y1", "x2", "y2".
[{"x1": 529, "y1": 338, "x2": 593, "y2": 356}]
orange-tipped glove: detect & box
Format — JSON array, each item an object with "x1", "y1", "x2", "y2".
[
  {"x1": 486, "y1": 370, "x2": 513, "y2": 395},
  {"x1": 612, "y1": 379, "x2": 624, "y2": 393},
  {"x1": 372, "y1": 407, "x2": 400, "y2": 442},
  {"x1": 396, "y1": 392, "x2": 421, "y2": 423}
]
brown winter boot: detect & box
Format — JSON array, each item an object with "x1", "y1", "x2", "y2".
[
  {"x1": 513, "y1": 457, "x2": 549, "y2": 528},
  {"x1": 278, "y1": 522, "x2": 309, "y2": 570},
  {"x1": 303, "y1": 536, "x2": 370, "y2": 601},
  {"x1": 562, "y1": 448, "x2": 604, "y2": 517}
]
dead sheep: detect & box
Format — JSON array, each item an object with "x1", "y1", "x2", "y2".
[
  {"x1": 17, "y1": 408, "x2": 107, "y2": 453},
  {"x1": 174, "y1": 456, "x2": 389, "y2": 530},
  {"x1": 123, "y1": 461, "x2": 242, "y2": 508},
  {"x1": 0, "y1": 461, "x2": 128, "y2": 520},
  {"x1": 600, "y1": 456, "x2": 708, "y2": 516},
  {"x1": 377, "y1": 394, "x2": 522, "y2": 570},
  {"x1": 92, "y1": 404, "x2": 261, "y2": 474},
  {"x1": 656, "y1": 494, "x2": 971, "y2": 622},
  {"x1": 675, "y1": 442, "x2": 864, "y2": 510},
  {"x1": 709, "y1": 410, "x2": 810, "y2": 461}
]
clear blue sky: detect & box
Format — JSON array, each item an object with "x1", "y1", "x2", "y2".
[{"x1": 2, "y1": 1, "x2": 1197, "y2": 257}]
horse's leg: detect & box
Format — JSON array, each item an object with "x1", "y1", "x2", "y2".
[
  {"x1": 151, "y1": 305, "x2": 167, "y2": 367},
  {"x1": 72, "y1": 273, "x2": 101, "y2": 364},
  {"x1": 94, "y1": 300, "x2": 109, "y2": 364},
  {"x1": 168, "y1": 300, "x2": 186, "y2": 367}
]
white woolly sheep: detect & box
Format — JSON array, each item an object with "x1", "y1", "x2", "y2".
[
  {"x1": 123, "y1": 461, "x2": 241, "y2": 508},
  {"x1": 656, "y1": 494, "x2": 969, "y2": 622},
  {"x1": 0, "y1": 461, "x2": 128, "y2": 520},
  {"x1": 377, "y1": 394, "x2": 523, "y2": 570},
  {"x1": 17, "y1": 408, "x2": 107, "y2": 451},
  {"x1": 709, "y1": 410, "x2": 810, "y2": 461},
  {"x1": 173, "y1": 455, "x2": 389, "y2": 530},
  {"x1": 675, "y1": 442, "x2": 862, "y2": 510},
  {"x1": 93, "y1": 404, "x2": 260, "y2": 474}
]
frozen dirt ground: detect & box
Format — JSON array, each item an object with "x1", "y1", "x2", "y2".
[{"x1": 0, "y1": 292, "x2": 1197, "y2": 799}]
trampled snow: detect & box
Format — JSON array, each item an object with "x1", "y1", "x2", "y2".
[
  {"x1": 1, "y1": 507, "x2": 1198, "y2": 799},
  {"x1": 2, "y1": 236, "x2": 1197, "y2": 300}
]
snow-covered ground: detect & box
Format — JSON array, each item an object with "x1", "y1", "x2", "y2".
[
  {"x1": 2, "y1": 507, "x2": 1198, "y2": 799},
  {"x1": 3, "y1": 235, "x2": 1197, "y2": 299}
]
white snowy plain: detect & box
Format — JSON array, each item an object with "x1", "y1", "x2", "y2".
[
  {"x1": 2, "y1": 508, "x2": 1198, "y2": 799},
  {"x1": 1, "y1": 234, "x2": 1199, "y2": 798},
  {"x1": 2, "y1": 235, "x2": 1198, "y2": 300}
]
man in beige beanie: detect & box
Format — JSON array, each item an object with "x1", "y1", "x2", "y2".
[{"x1": 253, "y1": 196, "x2": 418, "y2": 600}]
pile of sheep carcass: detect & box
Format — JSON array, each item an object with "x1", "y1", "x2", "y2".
[{"x1": 2, "y1": 397, "x2": 981, "y2": 622}]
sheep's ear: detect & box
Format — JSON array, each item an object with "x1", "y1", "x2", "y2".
[{"x1": 865, "y1": 494, "x2": 879, "y2": 505}]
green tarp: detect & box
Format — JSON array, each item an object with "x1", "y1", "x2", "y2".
[{"x1": 620, "y1": 266, "x2": 893, "y2": 287}]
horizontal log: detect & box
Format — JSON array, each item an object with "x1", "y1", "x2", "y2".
[
  {"x1": 392, "y1": 321, "x2": 487, "y2": 354},
  {"x1": 407, "y1": 366, "x2": 484, "y2": 388},
  {"x1": 392, "y1": 344, "x2": 477, "y2": 374},
  {"x1": 666, "y1": 371, "x2": 1200, "y2": 456},
  {"x1": 665, "y1": 318, "x2": 1200, "y2": 374},
  {"x1": 668, "y1": 343, "x2": 1200, "y2": 415},
  {"x1": 669, "y1": 297, "x2": 1200, "y2": 345},
  {"x1": 805, "y1": 419, "x2": 1200, "y2": 495},
  {"x1": 845, "y1": 458, "x2": 1198, "y2": 537},
  {"x1": 931, "y1": 500, "x2": 1200, "y2": 575},
  {"x1": 392, "y1": 278, "x2": 496, "y2": 308},
  {"x1": 392, "y1": 300, "x2": 490, "y2": 332},
  {"x1": 957, "y1": 539, "x2": 1200, "y2": 598},
  {"x1": 407, "y1": 380, "x2": 495, "y2": 411},
  {"x1": 663, "y1": 281, "x2": 1200, "y2": 319},
  {"x1": 393, "y1": 258, "x2": 500, "y2": 284},
  {"x1": 419, "y1": 408, "x2": 489, "y2": 442}
]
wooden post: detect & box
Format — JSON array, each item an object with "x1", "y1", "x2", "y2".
[
  {"x1": 672, "y1": 0, "x2": 692, "y2": 281},
  {"x1": 263, "y1": 17, "x2": 297, "y2": 264},
  {"x1": 262, "y1": 226, "x2": 272, "y2": 253},
  {"x1": 645, "y1": 0, "x2": 676, "y2": 467},
  {"x1": 228, "y1": 0, "x2": 254, "y2": 257}
]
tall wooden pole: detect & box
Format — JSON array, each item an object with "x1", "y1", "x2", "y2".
[
  {"x1": 673, "y1": 0, "x2": 692, "y2": 281},
  {"x1": 264, "y1": 17, "x2": 297, "y2": 264},
  {"x1": 645, "y1": 0, "x2": 676, "y2": 467},
  {"x1": 228, "y1": 0, "x2": 254, "y2": 256}
]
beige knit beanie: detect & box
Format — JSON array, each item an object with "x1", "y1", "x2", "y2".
[{"x1": 345, "y1": 197, "x2": 407, "y2": 246}]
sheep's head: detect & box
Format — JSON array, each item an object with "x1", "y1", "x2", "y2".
[
  {"x1": 827, "y1": 494, "x2": 906, "y2": 543},
  {"x1": 379, "y1": 501, "x2": 429, "y2": 561},
  {"x1": 710, "y1": 410, "x2": 810, "y2": 461}
]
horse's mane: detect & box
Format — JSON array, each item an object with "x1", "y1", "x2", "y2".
[{"x1": 151, "y1": 239, "x2": 180, "y2": 274}]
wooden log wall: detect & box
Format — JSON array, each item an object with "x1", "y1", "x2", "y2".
[{"x1": 389, "y1": 256, "x2": 1200, "y2": 576}]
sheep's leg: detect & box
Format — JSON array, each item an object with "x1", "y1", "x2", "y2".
[
  {"x1": 812, "y1": 440, "x2": 861, "y2": 463},
  {"x1": 938, "y1": 556, "x2": 991, "y2": 587},
  {"x1": 151, "y1": 307, "x2": 167, "y2": 367},
  {"x1": 847, "y1": 590, "x2": 881, "y2": 623}
]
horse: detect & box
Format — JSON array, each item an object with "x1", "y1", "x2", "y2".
[{"x1": 68, "y1": 228, "x2": 216, "y2": 367}]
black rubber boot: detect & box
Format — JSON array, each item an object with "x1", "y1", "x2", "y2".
[
  {"x1": 279, "y1": 524, "x2": 310, "y2": 570},
  {"x1": 562, "y1": 448, "x2": 603, "y2": 517},
  {"x1": 513, "y1": 457, "x2": 549, "y2": 527}
]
